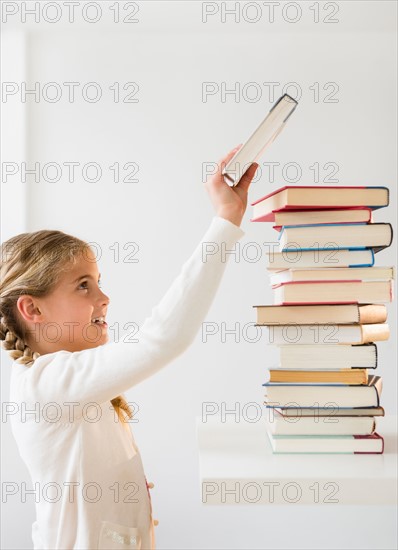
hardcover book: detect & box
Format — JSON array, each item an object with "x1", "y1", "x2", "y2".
[
  {"x1": 272, "y1": 280, "x2": 393, "y2": 304},
  {"x1": 263, "y1": 374, "x2": 383, "y2": 408},
  {"x1": 254, "y1": 303, "x2": 387, "y2": 325},
  {"x1": 272, "y1": 208, "x2": 373, "y2": 229},
  {"x1": 278, "y1": 222, "x2": 393, "y2": 253},
  {"x1": 266, "y1": 323, "x2": 390, "y2": 345},
  {"x1": 266, "y1": 430, "x2": 384, "y2": 454},
  {"x1": 222, "y1": 94, "x2": 298, "y2": 186},
  {"x1": 275, "y1": 343, "x2": 378, "y2": 370},
  {"x1": 267, "y1": 267, "x2": 394, "y2": 285},
  {"x1": 267, "y1": 413, "x2": 376, "y2": 435},
  {"x1": 266, "y1": 248, "x2": 376, "y2": 269},
  {"x1": 251, "y1": 185, "x2": 389, "y2": 222}
]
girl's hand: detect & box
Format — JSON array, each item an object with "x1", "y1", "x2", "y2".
[{"x1": 204, "y1": 144, "x2": 259, "y2": 227}]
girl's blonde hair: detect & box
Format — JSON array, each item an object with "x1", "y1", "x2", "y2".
[{"x1": 0, "y1": 229, "x2": 133, "y2": 423}]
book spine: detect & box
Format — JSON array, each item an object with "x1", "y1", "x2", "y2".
[
  {"x1": 353, "y1": 433, "x2": 384, "y2": 454},
  {"x1": 387, "y1": 222, "x2": 393, "y2": 246},
  {"x1": 352, "y1": 248, "x2": 375, "y2": 268},
  {"x1": 366, "y1": 208, "x2": 372, "y2": 222},
  {"x1": 358, "y1": 304, "x2": 387, "y2": 324},
  {"x1": 373, "y1": 386, "x2": 380, "y2": 407},
  {"x1": 361, "y1": 324, "x2": 390, "y2": 344}
]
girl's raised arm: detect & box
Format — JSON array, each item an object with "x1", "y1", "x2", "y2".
[
  {"x1": 12, "y1": 216, "x2": 245, "y2": 418},
  {"x1": 11, "y1": 145, "x2": 258, "y2": 419}
]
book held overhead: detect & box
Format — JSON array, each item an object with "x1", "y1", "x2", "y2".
[{"x1": 222, "y1": 94, "x2": 298, "y2": 186}]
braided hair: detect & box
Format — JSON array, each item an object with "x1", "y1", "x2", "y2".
[{"x1": 0, "y1": 229, "x2": 133, "y2": 422}]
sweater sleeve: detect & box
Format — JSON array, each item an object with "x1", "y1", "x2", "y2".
[{"x1": 17, "y1": 216, "x2": 245, "y2": 418}]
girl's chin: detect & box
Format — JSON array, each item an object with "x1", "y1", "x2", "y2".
[{"x1": 87, "y1": 323, "x2": 108, "y2": 337}]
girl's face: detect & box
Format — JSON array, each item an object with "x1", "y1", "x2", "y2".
[{"x1": 20, "y1": 247, "x2": 111, "y2": 355}]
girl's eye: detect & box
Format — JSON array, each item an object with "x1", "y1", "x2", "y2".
[{"x1": 78, "y1": 281, "x2": 102, "y2": 290}]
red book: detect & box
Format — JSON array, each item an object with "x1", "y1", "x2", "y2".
[
  {"x1": 272, "y1": 207, "x2": 373, "y2": 231},
  {"x1": 251, "y1": 186, "x2": 389, "y2": 222}
]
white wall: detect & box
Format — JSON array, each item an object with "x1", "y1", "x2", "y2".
[{"x1": 1, "y1": 2, "x2": 397, "y2": 549}]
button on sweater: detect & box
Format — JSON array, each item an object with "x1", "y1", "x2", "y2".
[{"x1": 9, "y1": 216, "x2": 245, "y2": 550}]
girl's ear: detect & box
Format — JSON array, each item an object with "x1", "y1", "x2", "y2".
[{"x1": 16, "y1": 296, "x2": 43, "y2": 323}]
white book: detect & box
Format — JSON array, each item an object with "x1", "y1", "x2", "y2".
[
  {"x1": 263, "y1": 375, "x2": 382, "y2": 408},
  {"x1": 266, "y1": 323, "x2": 389, "y2": 345},
  {"x1": 273, "y1": 208, "x2": 373, "y2": 226},
  {"x1": 266, "y1": 248, "x2": 375, "y2": 269},
  {"x1": 276, "y1": 344, "x2": 377, "y2": 369},
  {"x1": 222, "y1": 94, "x2": 298, "y2": 186},
  {"x1": 267, "y1": 414, "x2": 376, "y2": 435},
  {"x1": 268, "y1": 266, "x2": 395, "y2": 285},
  {"x1": 266, "y1": 430, "x2": 383, "y2": 454},
  {"x1": 273, "y1": 280, "x2": 393, "y2": 304},
  {"x1": 278, "y1": 222, "x2": 393, "y2": 252}
]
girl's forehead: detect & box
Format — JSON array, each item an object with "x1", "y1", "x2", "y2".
[
  {"x1": 77, "y1": 250, "x2": 99, "y2": 270},
  {"x1": 81, "y1": 247, "x2": 98, "y2": 264},
  {"x1": 61, "y1": 249, "x2": 100, "y2": 280}
]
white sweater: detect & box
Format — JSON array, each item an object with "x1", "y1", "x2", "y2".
[{"x1": 9, "y1": 216, "x2": 245, "y2": 550}]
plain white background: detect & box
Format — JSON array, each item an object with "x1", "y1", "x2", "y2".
[{"x1": 1, "y1": 1, "x2": 397, "y2": 548}]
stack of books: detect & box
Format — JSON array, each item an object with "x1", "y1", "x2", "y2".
[{"x1": 251, "y1": 185, "x2": 394, "y2": 454}]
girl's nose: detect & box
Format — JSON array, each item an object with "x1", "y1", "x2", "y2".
[{"x1": 100, "y1": 290, "x2": 110, "y2": 305}]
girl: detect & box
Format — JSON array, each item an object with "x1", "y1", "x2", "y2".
[{"x1": 1, "y1": 146, "x2": 258, "y2": 550}]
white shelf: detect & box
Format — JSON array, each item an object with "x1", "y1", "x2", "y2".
[{"x1": 197, "y1": 415, "x2": 398, "y2": 505}]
